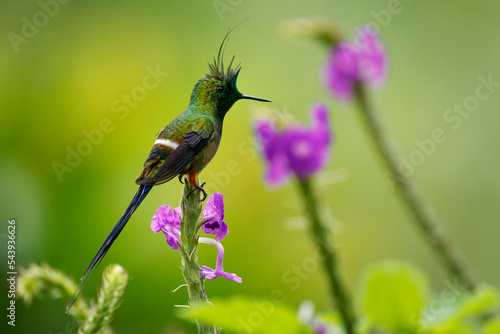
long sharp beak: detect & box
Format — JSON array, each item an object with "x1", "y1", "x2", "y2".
[{"x1": 241, "y1": 94, "x2": 272, "y2": 102}]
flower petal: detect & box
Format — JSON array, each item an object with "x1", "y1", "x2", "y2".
[
  {"x1": 151, "y1": 205, "x2": 173, "y2": 233},
  {"x1": 199, "y1": 266, "x2": 242, "y2": 283},
  {"x1": 200, "y1": 194, "x2": 228, "y2": 240},
  {"x1": 311, "y1": 102, "x2": 332, "y2": 146},
  {"x1": 266, "y1": 153, "x2": 291, "y2": 186},
  {"x1": 356, "y1": 26, "x2": 387, "y2": 86},
  {"x1": 322, "y1": 42, "x2": 360, "y2": 100},
  {"x1": 322, "y1": 25, "x2": 387, "y2": 100},
  {"x1": 173, "y1": 207, "x2": 182, "y2": 223},
  {"x1": 217, "y1": 271, "x2": 242, "y2": 283},
  {"x1": 202, "y1": 220, "x2": 229, "y2": 241},
  {"x1": 203, "y1": 193, "x2": 224, "y2": 220},
  {"x1": 165, "y1": 231, "x2": 180, "y2": 250},
  {"x1": 285, "y1": 104, "x2": 332, "y2": 179},
  {"x1": 200, "y1": 266, "x2": 218, "y2": 280},
  {"x1": 152, "y1": 205, "x2": 181, "y2": 249},
  {"x1": 285, "y1": 130, "x2": 321, "y2": 179},
  {"x1": 254, "y1": 120, "x2": 278, "y2": 160},
  {"x1": 255, "y1": 120, "x2": 292, "y2": 186}
]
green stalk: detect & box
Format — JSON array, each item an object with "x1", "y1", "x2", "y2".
[
  {"x1": 297, "y1": 177, "x2": 356, "y2": 334},
  {"x1": 179, "y1": 181, "x2": 216, "y2": 334},
  {"x1": 353, "y1": 82, "x2": 478, "y2": 291},
  {"x1": 80, "y1": 264, "x2": 129, "y2": 334}
]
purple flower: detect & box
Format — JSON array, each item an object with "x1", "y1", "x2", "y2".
[
  {"x1": 200, "y1": 193, "x2": 228, "y2": 241},
  {"x1": 198, "y1": 237, "x2": 242, "y2": 283},
  {"x1": 322, "y1": 26, "x2": 387, "y2": 100},
  {"x1": 153, "y1": 197, "x2": 240, "y2": 284},
  {"x1": 151, "y1": 205, "x2": 181, "y2": 250},
  {"x1": 255, "y1": 103, "x2": 332, "y2": 186}
]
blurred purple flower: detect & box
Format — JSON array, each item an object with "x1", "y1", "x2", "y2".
[
  {"x1": 200, "y1": 193, "x2": 228, "y2": 241},
  {"x1": 254, "y1": 120, "x2": 289, "y2": 186},
  {"x1": 255, "y1": 103, "x2": 332, "y2": 187},
  {"x1": 199, "y1": 237, "x2": 242, "y2": 283},
  {"x1": 314, "y1": 324, "x2": 328, "y2": 334},
  {"x1": 151, "y1": 205, "x2": 181, "y2": 250},
  {"x1": 297, "y1": 300, "x2": 332, "y2": 334},
  {"x1": 322, "y1": 26, "x2": 387, "y2": 100}
]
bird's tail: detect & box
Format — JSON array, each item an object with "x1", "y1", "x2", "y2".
[{"x1": 66, "y1": 184, "x2": 152, "y2": 312}]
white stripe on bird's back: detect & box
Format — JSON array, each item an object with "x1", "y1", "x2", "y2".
[{"x1": 154, "y1": 138, "x2": 179, "y2": 150}]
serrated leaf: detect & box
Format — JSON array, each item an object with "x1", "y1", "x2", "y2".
[
  {"x1": 359, "y1": 260, "x2": 428, "y2": 333},
  {"x1": 178, "y1": 295, "x2": 313, "y2": 334}
]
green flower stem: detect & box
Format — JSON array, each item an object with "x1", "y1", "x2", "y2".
[
  {"x1": 353, "y1": 82, "x2": 479, "y2": 291},
  {"x1": 179, "y1": 181, "x2": 217, "y2": 334},
  {"x1": 297, "y1": 177, "x2": 356, "y2": 334}
]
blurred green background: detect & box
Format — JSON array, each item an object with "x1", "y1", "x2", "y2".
[{"x1": 2, "y1": 0, "x2": 500, "y2": 333}]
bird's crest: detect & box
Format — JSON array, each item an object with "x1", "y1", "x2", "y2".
[{"x1": 207, "y1": 22, "x2": 247, "y2": 83}]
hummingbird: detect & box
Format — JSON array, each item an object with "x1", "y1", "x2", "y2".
[{"x1": 67, "y1": 31, "x2": 270, "y2": 311}]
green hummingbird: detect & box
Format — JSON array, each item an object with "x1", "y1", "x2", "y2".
[{"x1": 67, "y1": 32, "x2": 270, "y2": 311}]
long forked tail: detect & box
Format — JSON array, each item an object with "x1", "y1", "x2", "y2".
[{"x1": 66, "y1": 184, "x2": 152, "y2": 312}]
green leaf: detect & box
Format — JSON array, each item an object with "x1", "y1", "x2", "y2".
[
  {"x1": 422, "y1": 284, "x2": 500, "y2": 334},
  {"x1": 422, "y1": 321, "x2": 475, "y2": 334},
  {"x1": 458, "y1": 284, "x2": 499, "y2": 316},
  {"x1": 178, "y1": 295, "x2": 313, "y2": 334},
  {"x1": 358, "y1": 260, "x2": 429, "y2": 333}
]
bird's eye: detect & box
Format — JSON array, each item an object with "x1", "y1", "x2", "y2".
[{"x1": 216, "y1": 86, "x2": 223, "y2": 92}]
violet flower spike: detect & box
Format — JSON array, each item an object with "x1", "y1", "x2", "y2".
[
  {"x1": 199, "y1": 193, "x2": 228, "y2": 241},
  {"x1": 151, "y1": 205, "x2": 181, "y2": 250},
  {"x1": 198, "y1": 237, "x2": 242, "y2": 283},
  {"x1": 322, "y1": 26, "x2": 387, "y2": 100},
  {"x1": 255, "y1": 103, "x2": 332, "y2": 187}
]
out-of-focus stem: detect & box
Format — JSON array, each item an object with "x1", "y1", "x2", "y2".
[
  {"x1": 297, "y1": 178, "x2": 356, "y2": 334},
  {"x1": 353, "y1": 82, "x2": 478, "y2": 291},
  {"x1": 80, "y1": 264, "x2": 128, "y2": 334},
  {"x1": 179, "y1": 180, "x2": 216, "y2": 334}
]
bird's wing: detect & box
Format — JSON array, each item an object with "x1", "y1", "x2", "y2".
[{"x1": 137, "y1": 118, "x2": 215, "y2": 186}]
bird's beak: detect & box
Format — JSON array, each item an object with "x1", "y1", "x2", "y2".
[{"x1": 241, "y1": 94, "x2": 272, "y2": 102}]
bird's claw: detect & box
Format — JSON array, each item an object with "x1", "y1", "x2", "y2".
[
  {"x1": 178, "y1": 175, "x2": 185, "y2": 184},
  {"x1": 199, "y1": 182, "x2": 207, "y2": 201},
  {"x1": 186, "y1": 182, "x2": 208, "y2": 202}
]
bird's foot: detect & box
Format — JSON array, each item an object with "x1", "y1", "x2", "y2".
[
  {"x1": 199, "y1": 182, "x2": 207, "y2": 201},
  {"x1": 179, "y1": 175, "x2": 185, "y2": 184},
  {"x1": 186, "y1": 182, "x2": 207, "y2": 202}
]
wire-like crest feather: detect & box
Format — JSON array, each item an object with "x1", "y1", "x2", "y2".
[{"x1": 207, "y1": 20, "x2": 248, "y2": 83}]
